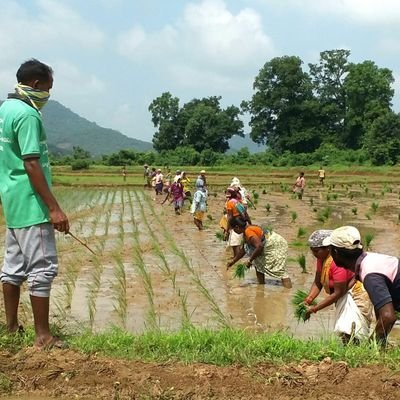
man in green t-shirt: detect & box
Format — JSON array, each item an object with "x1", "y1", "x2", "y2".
[{"x1": 0, "y1": 59, "x2": 69, "y2": 349}]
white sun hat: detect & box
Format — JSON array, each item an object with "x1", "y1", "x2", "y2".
[
  {"x1": 231, "y1": 177, "x2": 241, "y2": 187},
  {"x1": 322, "y1": 226, "x2": 363, "y2": 250}
]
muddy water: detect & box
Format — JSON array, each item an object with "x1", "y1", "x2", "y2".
[{"x1": 1, "y1": 183, "x2": 400, "y2": 342}]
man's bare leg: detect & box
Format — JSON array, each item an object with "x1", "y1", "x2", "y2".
[
  {"x1": 30, "y1": 295, "x2": 53, "y2": 347},
  {"x1": 2, "y1": 283, "x2": 20, "y2": 332}
]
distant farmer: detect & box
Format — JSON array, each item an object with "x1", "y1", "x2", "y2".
[
  {"x1": 223, "y1": 187, "x2": 251, "y2": 258},
  {"x1": 318, "y1": 167, "x2": 325, "y2": 186},
  {"x1": 181, "y1": 171, "x2": 192, "y2": 206},
  {"x1": 323, "y1": 226, "x2": 400, "y2": 345},
  {"x1": 230, "y1": 177, "x2": 255, "y2": 210},
  {"x1": 164, "y1": 168, "x2": 172, "y2": 192},
  {"x1": 144, "y1": 164, "x2": 151, "y2": 187},
  {"x1": 154, "y1": 168, "x2": 164, "y2": 195},
  {"x1": 169, "y1": 177, "x2": 184, "y2": 215},
  {"x1": 293, "y1": 172, "x2": 305, "y2": 200},
  {"x1": 191, "y1": 185, "x2": 208, "y2": 230},
  {"x1": 0, "y1": 59, "x2": 69, "y2": 349},
  {"x1": 121, "y1": 166, "x2": 127, "y2": 182},
  {"x1": 196, "y1": 170, "x2": 207, "y2": 188}
]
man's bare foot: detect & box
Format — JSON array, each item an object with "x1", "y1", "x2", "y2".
[
  {"x1": 7, "y1": 324, "x2": 24, "y2": 334},
  {"x1": 34, "y1": 336, "x2": 67, "y2": 350}
]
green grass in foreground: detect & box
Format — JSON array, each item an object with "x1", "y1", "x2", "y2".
[{"x1": 2, "y1": 325, "x2": 399, "y2": 369}]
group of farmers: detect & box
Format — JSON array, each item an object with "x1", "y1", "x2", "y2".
[
  {"x1": 0, "y1": 58, "x2": 399, "y2": 351},
  {"x1": 221, "y1": 178, "x2": 398, "y2": 344},
  {"x1": 144, "y1": 166, "x2": 209, "y2": 224}
]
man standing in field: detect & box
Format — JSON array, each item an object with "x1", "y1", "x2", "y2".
[{"x1": 0, "y1": 59, "x2": 69, "y2": 349}]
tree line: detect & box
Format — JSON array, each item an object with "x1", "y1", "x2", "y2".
[
  {"x1": 51, "y1": 49, "x2": 400, "y2": 167},
  {"x1": 147, "y1": 49, "x2": 400, "y2": 166}
]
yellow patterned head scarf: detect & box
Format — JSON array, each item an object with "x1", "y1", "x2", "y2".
[{"x1": 15, "y1": 83, "x2": 50, "y2": 111}]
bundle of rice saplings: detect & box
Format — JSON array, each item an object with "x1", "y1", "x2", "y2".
[{"x1": 292, "y1": 290, "x2": 317, "y2": 322}]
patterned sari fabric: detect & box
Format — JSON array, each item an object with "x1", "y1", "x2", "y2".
[{"x1": 245, "y1": 228, "x2": 289, "y2": 279}]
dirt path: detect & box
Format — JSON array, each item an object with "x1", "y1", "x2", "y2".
[{"x1": 1, "y1": 349, "x2": 399, "y2": 399}]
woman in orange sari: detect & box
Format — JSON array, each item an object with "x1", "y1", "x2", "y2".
[{"x1": 305, "y1": 230, "x2": 373, "y2": 341}]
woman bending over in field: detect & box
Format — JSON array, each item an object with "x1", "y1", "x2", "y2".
[
  {"x1": 226, "y1": 217, "x2": 292, "y2": 288},
  {"x1": 304, "y1": 229, "x2": 374, "y2": 342}
]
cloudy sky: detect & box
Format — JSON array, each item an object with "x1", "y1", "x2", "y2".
[{"x1": 1, "y1": 0, "x2": 399, "y2": 143}]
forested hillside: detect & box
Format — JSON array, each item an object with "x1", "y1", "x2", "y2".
[{"x1": 41, "y1": 101, "x2": 152, "y2": 155}]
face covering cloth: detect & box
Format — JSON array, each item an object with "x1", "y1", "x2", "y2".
[{"x1": 14, "y1": 83, "x2": 50, "y2": 111}]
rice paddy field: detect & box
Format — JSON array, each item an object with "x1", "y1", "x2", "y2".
[
  {"x1": 1, "y1": 165, "x2": 400, "y2": 399},
  {"x1": 1, "y1": 165, "x2": 399, "y2": 339}
]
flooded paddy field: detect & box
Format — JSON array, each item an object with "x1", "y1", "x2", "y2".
[
  {"x1": 1, "y1": 171, "x2": 400, "y2": 399},
  {"x1": 1, "y1": 173, "x2": 399, "y2": 341}
]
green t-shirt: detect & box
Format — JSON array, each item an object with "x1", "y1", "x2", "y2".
[{"x1": 0, "y1": 99, "x2": 52, "y2": 228}]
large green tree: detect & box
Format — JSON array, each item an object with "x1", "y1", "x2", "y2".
[
  {"x1": 364, "y1": 112, "x2": 400, "y2": 165},
  {"x1": 149, "y1": 93, "x2": 243, "y2": 153},
  {"x1": 344, "y1": 61, "x2": 394, "y2": 148},
  {"x1": 149, "y1": 92, "x2": 181, "y2": 152},
  {"x1": 244, "y1": 56, "x2": 321, "y2": 153},
  {"x1": 309, "y1": 49, "x2": 350, "y2": 141}
]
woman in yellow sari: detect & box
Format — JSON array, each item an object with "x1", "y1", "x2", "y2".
[{"x1": 304, "y1": 230, "x2": 373, "y2": 341}]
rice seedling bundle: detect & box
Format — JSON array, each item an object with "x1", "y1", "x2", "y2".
[
  {"x1": 215, "y1": 231, "x2": 224, "y2": 241},
  {"x1": 291, "y1": 290, "x2": 317, "y2": 322},
  {"x1": 233, "y1": 263, "x2": 247, "y2": 279}
]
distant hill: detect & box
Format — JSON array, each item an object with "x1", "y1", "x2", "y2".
[
  {"x1": 228, "y1": 134, "x2": 265, "y2": 153},
  {"x1": 41, "y1": 101, "x2": 153, "y2": 156},
  {"x1": 0, "y1": 99, "x2": 153, "y2": 156}
]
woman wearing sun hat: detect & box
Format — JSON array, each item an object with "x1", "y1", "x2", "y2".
[
  {"x1": 324, "y1": 226, "x2": 400, "y2": 345},
  {"x1": 230, "y1": 177, "x2": 254, "y2": 210},
  {"x1": 304, "y1": 229, "x2": 373, "y2": 341},
  {"x1": 222, "y1": 187, "x2": 251, "y2": 257},
  {"x1": 196, "y1": 170, "x2": 207, "y2": 188}
]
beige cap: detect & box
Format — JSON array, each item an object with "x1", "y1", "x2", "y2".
[
  {"x1": 322, "y1": 226, "x2": 363, "y2": 250},
  {"x1": 200, "y1": 170, "x2": 206, "y2": 174}
]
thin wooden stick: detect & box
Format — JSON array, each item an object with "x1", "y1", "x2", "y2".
[{"x1": 67, "y1": 232, "x2": 97, "y2": 256}]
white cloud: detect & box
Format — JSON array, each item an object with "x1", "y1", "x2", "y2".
[
  {"x1": 379, "y1": 38, "x2": 400, "y2": 54},
  {"x1": 117, "y1": 0, "x2": 275, "y2": 73},
  {"x1": 36, "y1": 0, "x2": 105, "y2": 48},
  {"x1": 117, "y1": 25, "x2": 178, "y2": 60},
  {"x1": 52, "y1": 61, "x2": 105, "y2": 98},
  {"x1": 288, "y1": 0, "x2": 400, "y2": 25},
  {"x1": 0, "y1": 0, "x2": 104, "y2": 67},
  {"x1": 182, "y1": 0, "x2": 273, "y2": 68},
  {"x1": 0, "y1": 0, "x2": 106, "y2": 99}
]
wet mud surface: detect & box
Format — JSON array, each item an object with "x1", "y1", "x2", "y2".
[{"x1": 1, "y1": 183, "x2": 400, "y2": 337}]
